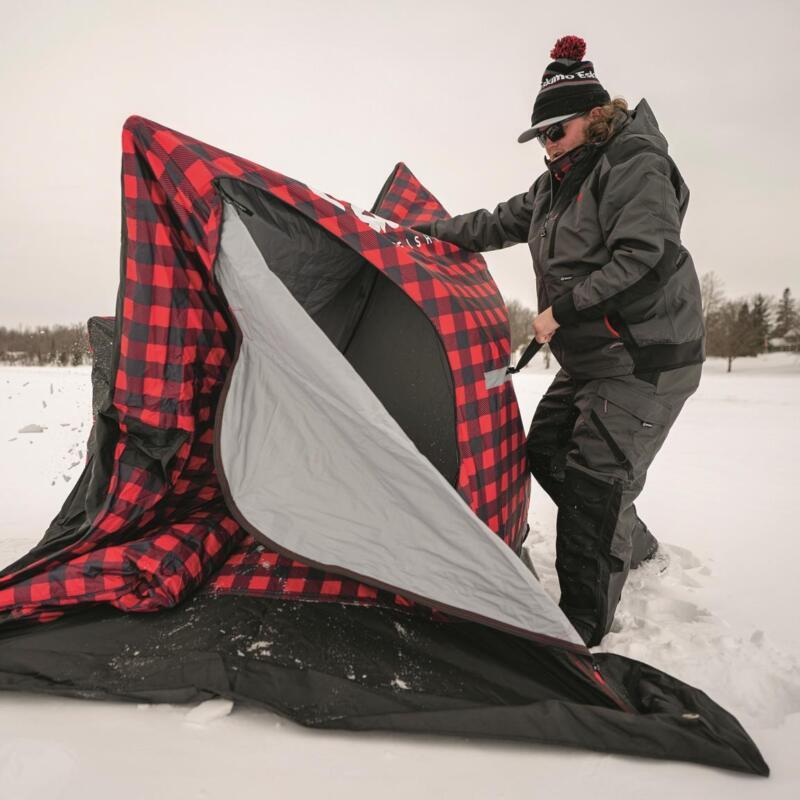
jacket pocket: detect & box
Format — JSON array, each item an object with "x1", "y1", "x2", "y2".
[
  {"x1": 622, "y1": 289, "x2": 677, "y2": 346},
  {"x1": 553, "y1": 319, "x2": 634, "y2": 379}
]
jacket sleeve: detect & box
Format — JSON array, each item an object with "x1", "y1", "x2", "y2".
[
  {"x1": 551, "y1": 152, "x2": 683, "y2": 325},
  {"x1": 415, "y1": 187, "x2": 534, "y2": 252}
]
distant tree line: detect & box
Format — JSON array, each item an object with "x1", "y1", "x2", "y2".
[
  {"x1": 0, "y1": 324, "x2": 89, "y2": 366},
  {"x1": 701, "y1": 273, "x2": 799, "y2": 372},
  {"x1": 3, "y1": 278, "x2": 797, "y2": 372}
]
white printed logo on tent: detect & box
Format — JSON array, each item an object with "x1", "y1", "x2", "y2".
[{"x1": 309, "y1": 186, "x2": 400, "y2": 235}]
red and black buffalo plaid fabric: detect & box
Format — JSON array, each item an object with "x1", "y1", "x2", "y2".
[{"x1": 0, "y1": 117, "x2": 530, "y2": 624}]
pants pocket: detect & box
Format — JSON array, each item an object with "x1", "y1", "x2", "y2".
[
  {"x1": 593, "y1": 383, "x2": 671, "y2": 477},
  {"x1": 570, "y1": 385, "x2": 668, "y2": 493}
]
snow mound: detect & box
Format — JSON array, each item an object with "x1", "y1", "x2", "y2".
[
  {"x1": 184, "y1": 698, "x2": 234, "y2": 725},
  {"x1": 18, "y1": 424, "x2": 46, "y2": 434}
]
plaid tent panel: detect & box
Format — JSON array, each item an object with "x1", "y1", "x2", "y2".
[
  {"x1": 371, "y1": 164, "x2": 530, "y2": 549},
  {"x1": 0, "y1": 118, "x2": 529, "y2": 624}
]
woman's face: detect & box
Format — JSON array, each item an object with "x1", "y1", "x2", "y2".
[{"x1": 544, "y1": 115, "x2": 589, "y2": 161}]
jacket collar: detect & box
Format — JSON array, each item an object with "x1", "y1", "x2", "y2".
[
  {"x1": 545, "y1": 144, "x2": 603, "y2": 210},
  {"x1": 544, "y1": 108, "x2": 630, "y2": 182},
  {"x1": 544, "y1": 110, "x2": 630, "y2": 204},
  {"x1": 545, "y1": 144, "x2": 592, "y2": 184}
]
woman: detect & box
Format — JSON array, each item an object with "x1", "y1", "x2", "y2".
[{"x1": 415, "y1": 36, "x2": 704, "y2": 647}]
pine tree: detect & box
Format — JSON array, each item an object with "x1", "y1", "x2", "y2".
[
  {"x1": 750, "y1": 294, "x2": 773, "y2": 354},
  {"x1": 773, "y1": 288, "x2": 797, "y2": 340},
  {"x1": 737, "y1": 302, "x2": 760, "y2": 358}
]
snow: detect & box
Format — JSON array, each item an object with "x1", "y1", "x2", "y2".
[
  {"x1": 16, "y1": 424, "x2": 46, "y2": 434},
  {"x1": 1, "y1": 356, "x2": 800, "y2": 798},
  {"x1": 184, "y1": 698, "x2": 234, "y2": 725}
]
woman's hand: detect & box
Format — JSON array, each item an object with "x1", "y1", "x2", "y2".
[{"x1": 532, "y1": 306, "x2": 560, "y2": 344}]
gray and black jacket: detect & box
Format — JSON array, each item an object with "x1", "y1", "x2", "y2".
[{"x1": 423, "y1": 99, "x2": 705, "y2": 380}]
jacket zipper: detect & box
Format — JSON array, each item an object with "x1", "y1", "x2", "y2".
[
  {"x1": 541, "y1": 171, "x2": 555, "y2": 239},
  {"x1": 547, "y1": 213, "x2": 560, "y2": 259},
  {"x1": 540, "y1": 172, "x2": 561, "y2": 261},
  {"x1": 537, "y1": 173, "x2": 555, "y2": 307}
]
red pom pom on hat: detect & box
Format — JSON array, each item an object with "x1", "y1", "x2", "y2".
[{"x1": 550, "y1": 36, "x2": 586, "y2": 61}]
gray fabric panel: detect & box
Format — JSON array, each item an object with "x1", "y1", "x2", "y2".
[
  {"x1": 484, "y1": 367, "x2": 511, "y2": 391},
  {"x1": 216, "y1": 204, "x2": 582, "y2": 647}
]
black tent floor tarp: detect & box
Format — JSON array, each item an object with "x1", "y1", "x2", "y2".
[{"x1": 0, "y1": 591, "x2": 768, "y2": 775}]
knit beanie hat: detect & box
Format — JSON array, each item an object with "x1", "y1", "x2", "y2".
[{"x1": 518, "y1": 36, "x2": 610, "y2": 143}]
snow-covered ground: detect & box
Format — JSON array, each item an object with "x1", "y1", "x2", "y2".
[{"x1": 1, "y1": 356, "x2": 799, "y2": 799}]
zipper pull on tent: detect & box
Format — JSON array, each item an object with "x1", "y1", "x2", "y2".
[{"x1": 507, "y1": 339, "x2": 544, "y2": 374}]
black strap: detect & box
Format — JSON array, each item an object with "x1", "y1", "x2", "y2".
[{"x1": 506, "y1": 338, "x2": 543, "y2": 374}]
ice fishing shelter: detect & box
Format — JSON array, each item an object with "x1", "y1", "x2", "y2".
[{"x1": 0, "y1": 118, "x2": 767, "y2": 774}]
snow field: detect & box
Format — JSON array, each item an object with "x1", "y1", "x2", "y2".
[
  {"x1": 1, "y1": 356, "x2": 799, "y2": 798},
  {"x1": 0, "y1": 367, "x2": 93, "y2": 567}
]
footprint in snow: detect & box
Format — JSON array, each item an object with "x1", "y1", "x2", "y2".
[{"x1": 601, "y1": 543, "x2": 800, "y2": 729}]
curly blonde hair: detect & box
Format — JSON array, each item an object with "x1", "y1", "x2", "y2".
[{"x1": 585, "y1": 98, "x2": 629, "y2": 145}]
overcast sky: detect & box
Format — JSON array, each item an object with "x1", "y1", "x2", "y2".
[{"x1": 1, "y1": 0, "x2": 798, "y2": 327}]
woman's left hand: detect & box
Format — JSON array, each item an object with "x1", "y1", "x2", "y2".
[{"x1": 532, "y1": 306, "x2": 560, "y2": 344}]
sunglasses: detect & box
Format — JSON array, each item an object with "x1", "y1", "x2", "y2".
[{"x1": 536, "y1": 113, "x2": 584, "y2": 147}]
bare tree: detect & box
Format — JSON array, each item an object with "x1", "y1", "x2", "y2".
[
  {"x1": 542, "y1": 343, "x2": 551, "y2": 370},
  {"x1": 700, "y1": 271, "x2": 725, "y2": 329},
  {"x1": 506, "y1": 300, "x2": 536, "y2": 355},
  {"x1": 706, "y1": 300, "x2": 760, "y2": 372}
]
